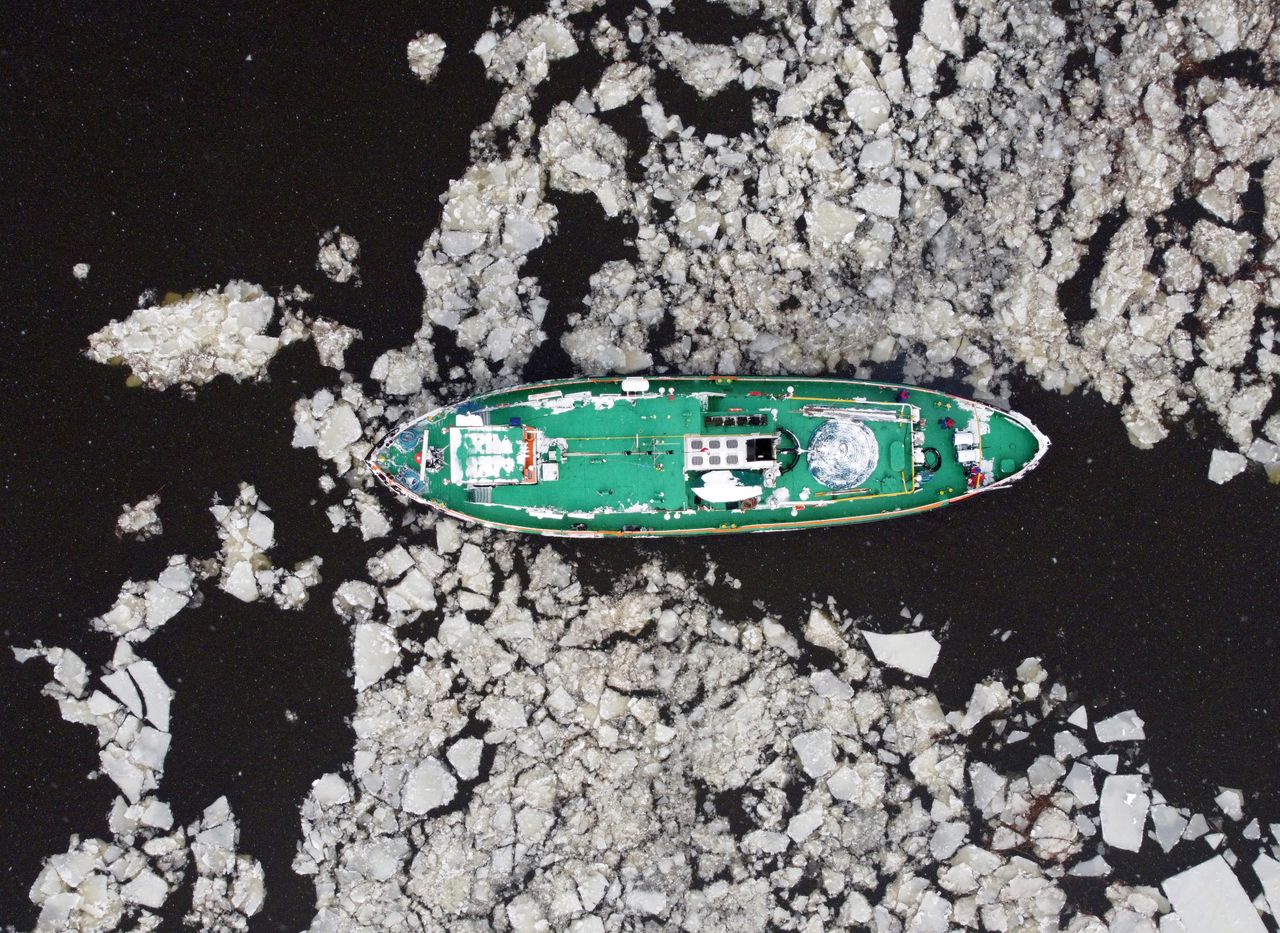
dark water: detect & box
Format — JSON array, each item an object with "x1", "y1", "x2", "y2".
[{"x1": 2, "y1": 5, "x2": 1278, "y2": 929}]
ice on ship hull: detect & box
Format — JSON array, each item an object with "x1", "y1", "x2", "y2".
[{"x1": 368, "y1": 376, "x2": 1049, "y2": 538}]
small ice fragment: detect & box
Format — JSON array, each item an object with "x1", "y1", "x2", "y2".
[
  {"x1": 402, "y1": 757, "x2": 457, "y2": 814},
  {"x1": 1163, "y1": 856, "x2": 1265, "y2": 933},
  {"x1": 860, "y1": 629, "x2": 939, "y2": 678},
  {"x1": 1208, "y1": 449, "x2": 1247, "y2": 484},
  {"x1": 1070, "y1": 855, "x2": 1112, "y2": 877},
  {"x1": 116, "y1": 493, "x2": 162, "y2": 540},
  {"x1": 1100, "y1": 774, "x2": 1149, "y2": 852},
  {"x1": 73, "y1": 262, "x2": 90, "y2": 280},
  {"x1": 1094, "y1": 710, "x2": 1145, "y2": 742},
  {"x1": 1067, "y1": 706, "x2": 1088, "y2": 729}
]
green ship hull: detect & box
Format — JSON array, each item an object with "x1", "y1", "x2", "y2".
[{"x1": 368, "y1": 376, "x2": 1049, "y2": 538}]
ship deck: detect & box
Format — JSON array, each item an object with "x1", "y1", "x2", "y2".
[{"x1": 371, "y1": 376, "x2": 1047, "y2": 537}]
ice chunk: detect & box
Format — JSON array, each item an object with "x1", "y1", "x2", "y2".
[
  {"x1": 317, "y1": 227, "x2": 361, "y2": 284},
  {"x1": 1163, "y1": 856, "x2": 1265, "y2": 933},
  {"x1": 318, "y1": 404, "x2": 363, "y2": 462},
  {"x1": 930, "y1": 822, "x2": 967, "y2": 860},
  {"x1": 222, "y1": 561, "x2": 259, "y2": 603},
  {"x1": 403, "y1": 758, "x2": 458, "y2": 814},
  {"x1": 1054, "y1": 730, "x2": 1087, "y2": 760},
  {"x1": 312, "y1": 772, "x2": 351, "y2": 807},
  {"x1": 844, "y1": 86, "x2": 891, "y2": 132},
  {"x1": 809, "y1": 200, "x2": 863, "y2": 246},
  {"x1": 116, "y1": 494, "x2": 163, "y2": 540},
  {"x1": 955, "y1": 681, "x2": 1010, "y2": 734},
  {"x1": 127, "y1": 661, "x2": 173, "y2": 732},
  {"x1": 1067, "y1": 706, "x2": 1088, "y2": 729},
  {"x1": 1208, "y1": 449, "x2": 1247, "y2": 484},
  {"x1": 626, "y1": 888, "x2": 668, "y2": 916},
  {"x1": 792, "y1": 729, "x2": 837, "y2": 778},
  {"x1": 921, "y1": 0, "x2": 962, "y2": 55},
  {"x1": 407, "y1": 32, "x2": 446, "y2": 84},
  {"x1": 1095, "y1": 710, "x2": 1145, "y2": 742},
  {"x1": 853, "y1": 183, "x2": 901, "y2": 219},
  {"x1": 1100, "y1": 774, "x2": 1149, "y2": 852},
  {"x1": 810, "y1": 669, "x2": 854, "y2": 700},
  {"x1": 1070, "y1": 855, "x2": 1112, "y2": 877},
  {"x1": 1152, "y1": 804, "x2": 1189, "y2": 852},
  {"x1": 861, "y1": 629, "x2": 939, "y2": 678},
  {"x1": 121, "y1": 869, "x2": 168, "y2": 909},
  {"x1": 787, "y1": 807, "x2": 825, "y2": 842},
  {"x1": 1216, "y1": 787, "x2": 1244, "y2": 821},
  {"x1": 73, "y1": 262, "x2": 90, "y2": 280},
  {"x1": 655, "y1": 35, "x2": 738, "y2": 97},
  {"x1": 1254, "y1": 854, "x2": 1280, "y2": 920},
  {"x1": 446, "y1": 738, "x2": 484, "y2": 781},
  {"x1": 353, "y1": 623, "x2": 400, "y2": 690},
  {"x1": 102, "y1": 669, "x2": 144, "y2": 718}
]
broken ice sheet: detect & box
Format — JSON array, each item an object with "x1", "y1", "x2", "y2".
[
  {"x1": 860, "y1": 629, "x2": 940, "y2": 678},
  {"x1": 86, "y1": 281, "x2": 298, "y2": 390},
  {"x1": 1163, "y1": 856, "x2": 1265, "y2": 933},
  {"x1": 1100, "y1": 774, "x2": 1150, "y2": 852},
  {"x1": 1094, "y1": 709, "x2": 1146, "y2": 742}
]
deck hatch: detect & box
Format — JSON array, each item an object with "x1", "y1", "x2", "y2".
[{"x1": 684, "y1": 434, "x2": 778, "y2": 472}]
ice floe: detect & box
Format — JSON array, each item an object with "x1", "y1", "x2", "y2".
[
  {"x1": 86, "y1": 281, "x2": 306, "y2": 391},
  {"x1": 92, "y1": 555, "x2": 200, "y2": 642},
  {"x1": 210, "y1": 483, "x2": 323, "y2": 609}
]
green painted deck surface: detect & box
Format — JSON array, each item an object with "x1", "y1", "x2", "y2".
[{"x1": 371, "y1": 376, "x2": 1046, "y2": 537}]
